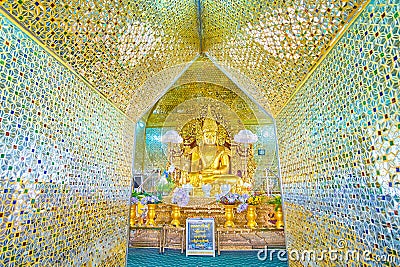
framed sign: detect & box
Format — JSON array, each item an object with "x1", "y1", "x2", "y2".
[{"x1": 186, "y1": 218, "x2": 215, "y2": 257}]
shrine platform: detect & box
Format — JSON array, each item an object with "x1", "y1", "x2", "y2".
[{"x1": 129, "y1": 202, "x2": 285, "y2": 252}]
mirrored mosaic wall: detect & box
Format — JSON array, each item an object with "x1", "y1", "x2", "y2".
[
  {"x1": 277, "y1": 1, "x2": 399, "y2": 266},
  {"x1": 0, "y1": 14, "x2": 134, "y2": 266},
  {"x1": 247, "y1": 124, "x2": 279, "y2": 192}
]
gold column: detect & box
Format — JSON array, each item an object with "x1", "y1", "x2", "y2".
[
  {"x1": 170, "y1": 205, "x2": 181, "y2": 227},
  {"x1": 147, "y1": 204, "x2": 157, "y2": 226},
  {"x1": 224, "y1": 205, "x2": 235, "y2": 227},
  {"x1": 246, "y1": 205, "x2": 257, "y2": 229}
]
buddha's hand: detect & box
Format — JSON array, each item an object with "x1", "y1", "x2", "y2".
[
  {"x1": 200, "y1": 169, "x2": 214, "y2": 175},
  {"x1": 202, "y1": 169, "x2": 223, "y2": 175},
  {"x1": 213, "y1": 169, "x2": 223, "y2": 175}
]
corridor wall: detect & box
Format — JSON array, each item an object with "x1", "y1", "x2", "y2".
[
  {"x1": 0, "y1": 14, "x2": 135, "y2": 266},
  {"x1": 277, "y1": 1, "x2": 399, "y2": 266}
]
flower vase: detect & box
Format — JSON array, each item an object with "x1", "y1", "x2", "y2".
[
  {"x1": 170, "y1": 205, "x2": 181, "y2": 227},
  {"x1": 224, "y1": 205, "x2": 235, "y2": 227},
  {"x1": 246, "y1": 205, "x2": 257, "y2": 229},
  {"x1": 275, "y1": 206, "x2": 284, "y2": 228},
  {"x1": 130, "y1": 204, "x2": 137, "y2": 227},
  {"x1": 146, "y1": 204, "x2": 157, "y2": 226}
]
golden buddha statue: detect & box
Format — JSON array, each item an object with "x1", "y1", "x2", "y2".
[{"x1": 187, "y1": 117, "x2": 243, "y2": 196}]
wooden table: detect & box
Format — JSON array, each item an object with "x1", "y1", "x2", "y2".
[
  {"x1": 130, "y1": 226, "x2": 164, "y2": 253},
  {"x1": 216, "y1": 227, "x2": 252, "y2": 255},
  {"x1": 162, "y1": 225, "x2": 185, "y2": 254},
  {"x1": 216, "y1": 227, "x2": 285, "y2": 255}
]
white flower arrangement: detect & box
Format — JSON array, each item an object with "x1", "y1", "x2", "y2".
[{"x1": 171, "y1": 187, "x2": 190, "y2": 207}]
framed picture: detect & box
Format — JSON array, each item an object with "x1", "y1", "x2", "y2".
[{"x1": 186, "y1": 218, "x2": 215, "y2": 257}]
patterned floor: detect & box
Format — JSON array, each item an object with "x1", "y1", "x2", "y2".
[{"x1": 127, "y1": 248, "x2": 288, "y2": 267}]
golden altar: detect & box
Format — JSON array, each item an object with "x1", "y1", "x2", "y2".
[{"x1": 129, "y1": 201, "x2": 285, "y2": 252}]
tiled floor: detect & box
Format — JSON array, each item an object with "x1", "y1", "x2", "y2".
[{"x1": 127, "y1": 248, "x2": 288, "y2": 267}]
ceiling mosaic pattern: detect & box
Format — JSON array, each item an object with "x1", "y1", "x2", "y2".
[
  {"x1": 126, "y1": 62, "x2": 192, "y2": 121},
  {"x1": 173, "y1": 56, "x2": 273, "y2": 120},
  {"x1": 137, "y1": 56, "x2": 274, "y2": 125},
  {"x1": 203, "y1": 0, "x2": 367, "y2": 115},
  {"x1": 1, "y1": 0, "x2": 367, "y2": 119},
  {"x1": 0, "y1": 0, "x2": 199, "y2": 113},
  {"x1": 147, "y1": 82, "x2": 258, "y2": 127}
]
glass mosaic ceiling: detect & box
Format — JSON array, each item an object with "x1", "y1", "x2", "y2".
[
  {"x1": 0, "y1": 0, "x2": 366, "y2": 119},
  {"x1": 204, "y1": 0, "x2": 367, "y2": 115},
  {"x1": 0, "y1": 0, "x2": 199, "y2": 114}
]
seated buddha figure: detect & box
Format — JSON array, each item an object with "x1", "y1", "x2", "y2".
[{"x1": 187, "y1": 117, "x2": 243, "y2": 196}]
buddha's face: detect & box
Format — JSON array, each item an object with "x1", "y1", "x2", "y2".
[{"x1": 203, "y1": 130, "x2": 217, "y2": 145}]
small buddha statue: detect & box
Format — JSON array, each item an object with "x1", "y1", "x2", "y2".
[{"x1": 187, "y1": 117, "x2": 243, "y2": 196}]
